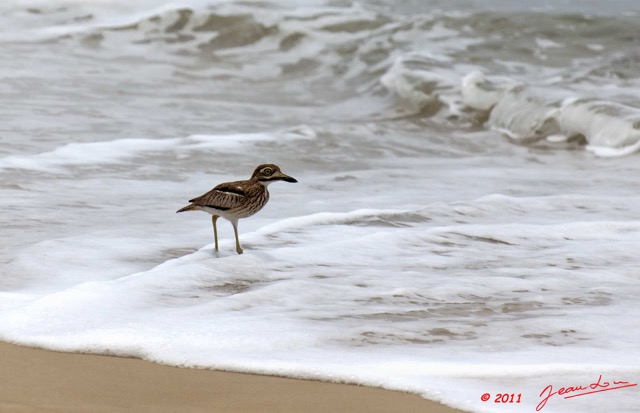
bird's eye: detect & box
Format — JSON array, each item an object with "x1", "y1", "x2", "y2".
[{"x1": 262, "y1": 167, "x2": 273, "y2": 176}]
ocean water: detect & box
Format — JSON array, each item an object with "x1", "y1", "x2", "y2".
[{"x1": 1, "y1": 1, "x2": 640, "y2": 412}]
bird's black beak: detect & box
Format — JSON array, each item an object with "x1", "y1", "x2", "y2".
[{"x1": 276, "y1": 171, "x2": 297, "y2": 183}]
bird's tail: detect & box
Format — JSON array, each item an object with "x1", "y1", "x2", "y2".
[{"x1": 176, "y1": 204, "x2": 200, "y2": 213}]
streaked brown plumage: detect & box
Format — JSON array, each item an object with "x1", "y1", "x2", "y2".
[{"x1": 177, "y1": 164, "x2": 297, "y2": 254}]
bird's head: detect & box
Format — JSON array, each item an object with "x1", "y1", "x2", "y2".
[{"x1": 251, "y1": 164, "x2": 298, "y2": 184}]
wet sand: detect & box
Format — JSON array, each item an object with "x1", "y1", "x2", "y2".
[{"x1": 0, "y1": 341, "x2": 467, "y2": 413}]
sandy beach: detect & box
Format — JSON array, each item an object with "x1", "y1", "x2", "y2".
[{"x1": 0, "y1": 341, "x2": 467, "y2": 413}]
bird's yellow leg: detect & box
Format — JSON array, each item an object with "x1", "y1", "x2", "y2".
[
  {"x1": 232, "y1": 221, "x2": 243, "y2": 255},
  {"x1": 212, "y1": 215, "x2": 219, "y2": 252}
]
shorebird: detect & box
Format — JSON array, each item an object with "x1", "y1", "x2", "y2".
[{"x1": 177, "y1": 164, "x2": 297, "y2": 254}]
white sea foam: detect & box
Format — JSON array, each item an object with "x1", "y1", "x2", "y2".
[
  {"x1": 557, "y1": 98, "x2": 640, "y2": 152},
  {"x1": 2, "y1": 200, "x2": 640, "y2": 413},
  {"x1": 461, "y1": 71, "x2": 504, "y2": 111},
  {"x1": 462, "y1": 72, "x2": 640, "y2": 155},
  {"x1": 0, "y1": 138, "x2": 179, "y2": 172},
  {"x1": 0, "y1": 133, "x2": 284, "y2": 172}
]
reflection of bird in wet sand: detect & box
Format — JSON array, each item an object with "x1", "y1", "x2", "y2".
[{"x1": 177, "y1": 164, "x2": 297, "y2": 254}]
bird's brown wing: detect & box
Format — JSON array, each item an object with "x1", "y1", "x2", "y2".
[{"x1": 188, "y1": 180, "x2": 248, "y2": 211}]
